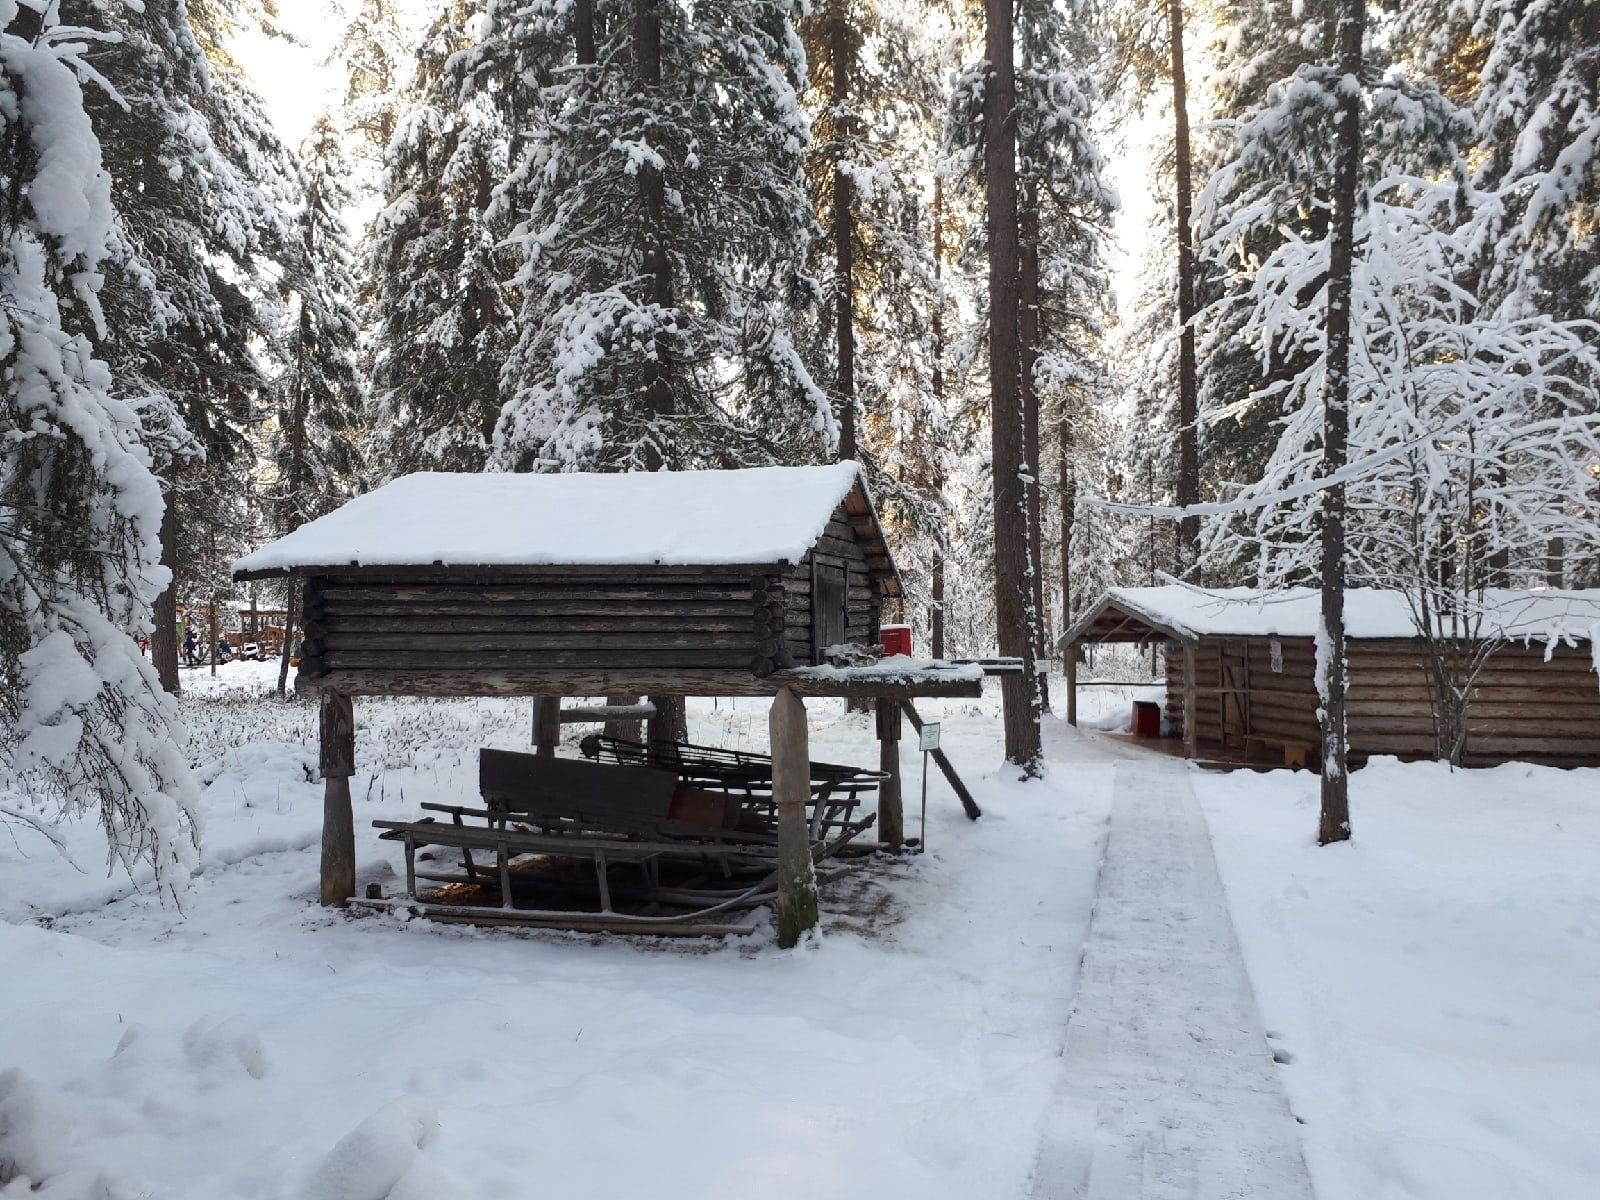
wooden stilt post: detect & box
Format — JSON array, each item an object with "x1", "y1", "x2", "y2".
[
  {"x1": 533, "y1": 694, "x2": 560, "y2": 760},
  {"x1": 875, "y1": 697, "x2": 904, "y2": 851},
  {"x1": 1066, "y1": 642, "x2": 1078, "y2": 727},
  {"x1": 603, "y1": 693, "x2": 643, "y2": 744},
  {"x1": 647, "y1": 694, "x2": 687, "y2": 761},
  {"x1": 1183, "y1": 644, "x2": 1198, "y2": 758},
  {"x1": 770, "y1": 687, "x2": 818, "y2": 947},
  {"x1": 319, "y1": 690, "x2": 356, "y2": 906}
]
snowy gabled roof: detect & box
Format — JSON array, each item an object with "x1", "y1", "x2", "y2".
[
  {"x1": 1062, "y1": 585, "x2": 1600, "y2": 648},
  {"x1": 233, "y1": 463, "x2": 898, "y2": 590}
]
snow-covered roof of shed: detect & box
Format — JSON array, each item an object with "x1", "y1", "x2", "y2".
[
  {"x1": 233, "y1": 463, "x2": 895, "y2": 581},
  {"x1": 1063, "y1": 585, "x2": 1600, "y2": 647}
]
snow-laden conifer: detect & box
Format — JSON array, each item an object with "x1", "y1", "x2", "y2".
[
  {"x1": 1, "y1": 0, "x2": 200, "y2": 892},
  {"x1": 492, "y1": 0, "x2": 830, "y2": 473}
]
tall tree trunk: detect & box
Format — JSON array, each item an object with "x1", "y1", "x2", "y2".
[
  {"x1": 985, "y1": 0, "x2": 1042, "y2": 772},
  {"x1": 1317, "y1": 0, "x2": 1364, "y2": 846},
  {"x1": 278, "y1": 301, "x2": 311, "y2": 700},
  {"x1": 829, "y1": 3, "x2": 858, "y2": 461},
  {"x1": 575, "y1": 0, "x2": 596, "y2": 65},
  {"x1": 152, "y1": 492, "x2": 181, "y2": 694},
  {"x1": 930, "y1": 175, "x2": 947, "y2": 660},
  {"x1": 276, "y1": 585, "x2": 296, "y2": 699},
  {"x1": 1169, "y1": 0, "x2": 1200, "y2": 577},
  {"x1": 637, "y1": 0, "x2": 674, "y2": 469},
  {"x1": 1059, "y1": 408, "x2": 1076, "y2": 671},
  {"x1": 1019, "y1": 187, "x2": 1048, "y2": 670}
]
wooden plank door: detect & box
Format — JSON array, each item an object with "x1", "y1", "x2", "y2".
[
  {"x1": 1219, "y1": 640, "x2": 1251, "y2": 751},
  {"x1": 812, "y1": 561, "x2": 848, "y2": 661}
]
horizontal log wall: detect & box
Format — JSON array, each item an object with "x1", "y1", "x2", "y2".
[
  {"x1": 1163, "y1": 635, "x2": 1600, "y2": 768},
  {"x1": 784, "y1": 506, "x2": 883, "y2": 666},
  {"x1": 300, "y1": 568, "x2": 765, "y2": 683}
]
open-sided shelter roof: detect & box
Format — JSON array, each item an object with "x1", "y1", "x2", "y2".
[
  {"x1": 1062, "y1": 585, "x2": 1600, "y2": 649},
  {"x1": 233, "y1": 462, "x2": 900, "y2": 596}
]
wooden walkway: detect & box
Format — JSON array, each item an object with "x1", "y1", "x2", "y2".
[{"x1": 1030, "y1": 758, "x2": 1314, "y2": 1199}]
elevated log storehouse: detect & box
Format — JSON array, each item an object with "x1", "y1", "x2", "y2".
[
  {"x1": 234, "y1": 463, "x2": 982, "y2": 944},
  {"x1": 1061, "y1": 585, "x2": 1600, "y2": 769}
]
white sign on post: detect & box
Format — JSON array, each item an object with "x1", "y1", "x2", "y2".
[{"x1": 918, "y1": 722, "x2": 941, "y2": 753}]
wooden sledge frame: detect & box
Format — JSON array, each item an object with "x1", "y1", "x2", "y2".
[{"x1": 372, "y1": 807, "x2": 876, "y2": 926}]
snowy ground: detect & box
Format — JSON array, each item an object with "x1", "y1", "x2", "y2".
[
  {"x1": 0, "y1": 663, "x2": 1121, "y2": 1200},
  {"x1": 5, "y1": 663, "x2": 1598, "y2": 1198},
  {"x1": 1198, "y1": 758, "x2": 1600, "y2": 1200}
]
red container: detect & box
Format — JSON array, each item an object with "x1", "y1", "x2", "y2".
[
  {"x1": 879, "y1": 624, "x2": 913, "y2": 657},
  {"x1": 1132, "y1": 700, "x2": 1162, "y2": 737}
]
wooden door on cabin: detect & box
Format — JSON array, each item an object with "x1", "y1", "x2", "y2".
[
  {"x1": 1218, "y1": 639, "x2": 1251, "y2": 751},
  {"x1": 812, "y1": 560, "x2": 848, "y2": 661}
]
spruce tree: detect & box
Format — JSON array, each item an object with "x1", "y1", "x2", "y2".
[
  {"x1": 270, "y1": 115, "x2": 365, "y2": 694},
  {"x1": 368, "y1": 0, "x2": 513, "y2": 474},
  {"x1": 1, "y1": 0, "x2": 200, "y2": 890},
  {"x1": 492, "y1": 0, "x2": 829, "y2": 473}
]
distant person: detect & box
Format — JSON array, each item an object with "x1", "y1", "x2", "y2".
[
  {"x1": 216, "y1": 637, "x2": 233, "y2": 665},
  {"x1": 183, "y1": 627, "x2": 199, "y2": 667}
]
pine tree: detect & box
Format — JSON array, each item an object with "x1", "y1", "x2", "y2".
[
  {"x1": 982, "y1": 0, "x2": 1044, "y2": 772},
  {"x1": 800, "y1": 1, "x2": 952, "y2": 626},
  {"x1": 492, "y1": 0, "x2": 830, "y2": 474},
  {"x1": 1, "y1": 0, "x2": 200, "y2": 891}
]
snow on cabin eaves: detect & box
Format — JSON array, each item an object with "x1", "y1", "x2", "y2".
[
  {"x1": 1071, "y1": 585, "x2": 1600, "y2": 647},
  {"x1": 232, "y1": 463, "x2": 874, "y2": 576}
]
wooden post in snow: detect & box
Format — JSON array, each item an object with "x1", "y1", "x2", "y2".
[
  {"x1": 603, "y1": 693, "x2": 643, "y2": 744},
  {"x1": 1066, "y1": 643, "x2": 1078, "y2": 727},
  {"x1": 875, "y1": 697, "x2": 904, "y2": 851},
  {"x1": 770, "y1": 687, "x2": 818, "y2": 947},
  {"x1": 1183, "y1": 644, "x2": 1198, "y2": 759},
  {"x1": 533, "y1": 694, "x2": 560, "y2": 760},
  {"x1": 319, "y1": 691, "x2": 356, "y2": 906}
]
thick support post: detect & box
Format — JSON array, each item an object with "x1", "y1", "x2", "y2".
[
  {"x1": 533, "y1": 694, "x2": 560, "y2": 760},
  {"x1": 319, "y1": 691, "x2": 356, "y2": 907},
  {"x1": 770, "y1": 687, "x2": 819, "y2": 948},
  {"x1": 1066, "y1": 644, "x2": 1078, "y2": 727},
  {"x1": 875, "y1": 698, "x2": 904, "y2": 851},
  {"x1": 1183, "y1": 644, "x2": 1198, "y2": 759},
  {"x1": 647, "y1": 694, "x2": 687, "y2": 761},
  {"x1": 603, "y1": 693, "x2": 643, "y2": 744}
]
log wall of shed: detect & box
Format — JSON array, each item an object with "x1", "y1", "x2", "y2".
[
  {"x1": 780, "y1": 505, "x2": 883, "y2": 666},
  {"x1": 300, "y1": 568, "x2": 762, "y2": 681},
  {"x1": 1164, "y1": 637, "x2": 1600, "y2": 767}
]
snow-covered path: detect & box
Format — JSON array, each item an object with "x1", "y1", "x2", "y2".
[{"x1": 1031, "y1": 759, "x2": 1313, "y2": 1199}]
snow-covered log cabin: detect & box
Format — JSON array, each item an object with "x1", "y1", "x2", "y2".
[
  {"x1": 1062, "y1": 585, "x2": 1600, "y2": 769},
  {"x1": 232, "y1": 463, "x2": 911, "y2": 697}
]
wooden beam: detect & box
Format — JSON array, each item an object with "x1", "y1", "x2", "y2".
[
  {"x1": 319, "y1": 692, "x2": 356, "y2": 906},
  {"x1": 559, "y1": 701, "x2": 657, "y2": 724},
  {"x1": 770, "y1": 687, "x2": 819, "y2": 947},
  {"x1": 875, "y1": 699, "x2": 904, "y2": 851},
  {"x1": 900, "y1": 701, "x2": 981, "y2": 820},
  {"x1": 295, "y1": 667, "x2": 984, "y2": 700}
]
